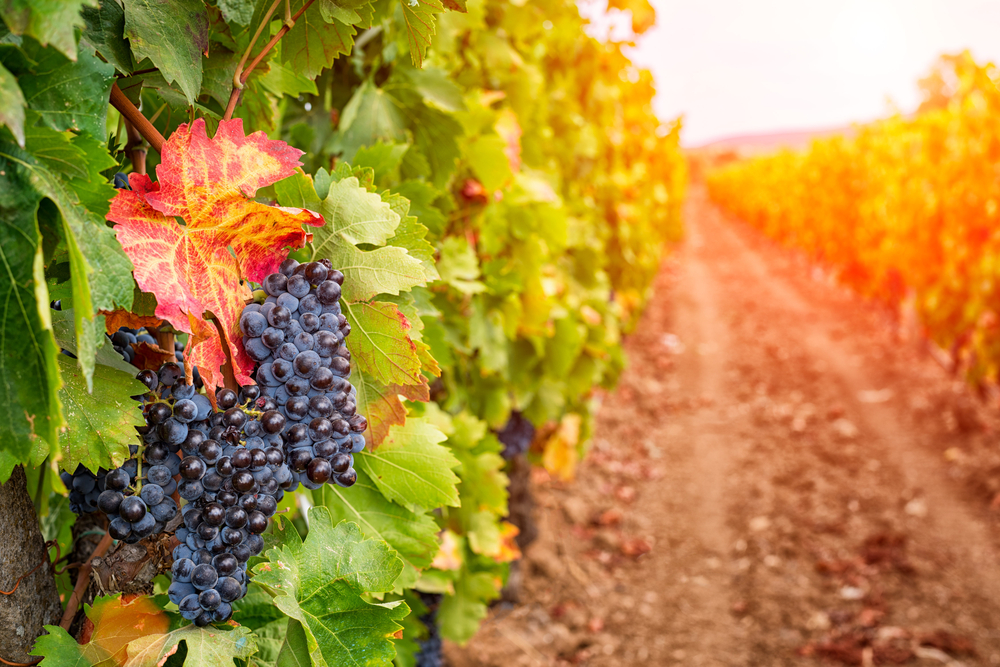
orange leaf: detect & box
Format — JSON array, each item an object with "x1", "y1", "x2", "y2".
[
  {"x1": 107, "y1": 119, "x2": 323, "y2": 393},
  {"x1": 495, "y1": 520, "x2": 522, "y2": 563},
  {"x1": 130, "y1": 341, "x2": 177, "y2": 372},
  {"x1": 88, "y1": 595, "x2": 170, "y2": 665},
  {"x1": 101, "y1": 310, "x2": 165, "y2": 334}
]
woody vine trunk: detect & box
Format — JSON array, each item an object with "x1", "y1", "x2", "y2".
[{"x1": 0, "y1": 466, "x2": 60, "y2": 663}]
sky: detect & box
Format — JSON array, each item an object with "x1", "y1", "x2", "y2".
[{"x1": 588, "y1": 0, "x2": 1000, "y2": 146}]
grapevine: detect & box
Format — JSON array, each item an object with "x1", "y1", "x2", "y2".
[{"x1": 0, "y1": 0, "x2": 684, "y2": 663}]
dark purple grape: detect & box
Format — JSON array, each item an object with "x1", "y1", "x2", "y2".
[
  {"x1": 120, "y1": 496, "x2": 146, "y2": 522},
  {"x1": 240, "y1": 310, "x2": 268, "y2": 337},
  {"x1": 139, "y1": 483, "x2": 164, "y2": 506},
  {"x1": 137, "y1": 369, "x2": 159, "y2": 391},
  {"x1": 223, "y1": 407, "x2": 247, "y2": 429},
  {"x1": 317, "y1": 280, "x2": 342, "y2": 304},
  {"x1": 331, "y1": 453, "x2": 352, "y2": 474},
  {"x1": 231, "y1": 448, "x2": 252, "y2": 469},
  {"x1": 108, "y1": 517, "x2": 131, "y2": 539},
  {"x1": 288, "y1": 449, "x2": 312, "y2": 471},
  {"x1": 328, "y1": 269, "x2": 345, "y2": 285},
  {"x1": 279, "y1": 258, "x2": 299, "y2": 276},
  {"x1": 216, "y1": 576, "x2": 242, "y2": 602},
  {"x1": 335, "y1": 468, "x2": 358, "y2": 487},
  {"x1": 286, "y1": 274, "x2": 310, "y2": 298},
  {"x1": 179, "y1": 456, "x2": 207, "y2": 480},
  {"x1": 271, "y1": 358, "x2": 294, "y2": 381},
  {"x1": 217, "y1": 389, "x2": 239, "y2": 410},
  {"x1": 199, "y1": 440, "x2": 222, "y2": 465},
  {"x1": 261, "y1": 327, "x2": 285, "y2": 349},
  {"x1": 267, "y1": 306, "x2": 291, "y2": 329},
  {"x1": 191, "y1": 564, "x2": 219, "y2": 590},
  {"x1": 147, "y1": 402, "x2": 172, "y2": 425},
  {"x1": 306, "y1": 458, "x2": 332, "y2": 484},
  {"x1": 263, "y1": 272, "x2": 288, "y2": 296},
  {"x1": 233, "y1": 470, "x2": 255, "y2": 493},
  {"x1": 261, "y1": 410, "x2": 285, "y2": 434}
]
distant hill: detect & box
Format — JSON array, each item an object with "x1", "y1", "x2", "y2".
[{"x1": 694, "y1": 125, "x2": 855, "y2": 154}]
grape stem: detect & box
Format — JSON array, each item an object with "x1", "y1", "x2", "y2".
[
  {"x1": 108, "y1": 83, "x2": 165, "y2": 154},
  {"x1": 223, "y1": 0, "x2": 316, "y2": 121},
  {"x1": 59, "y1": 531, "x2": 113, "y2": 630}
]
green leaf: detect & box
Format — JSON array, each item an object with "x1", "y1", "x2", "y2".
[
  {"x1": 356, "y1": 417, "x2": 460, "y2": 510},
  {"x1": 121, "y1": 623, "x2": 258, "y2": 666},
  {"x1": 0, "y1": 0, "x2": 97, "y2": 61},
  {"x1": 10, "y1": 122, "x2": 134, "y2": 389},
  {"x1": 16, "y1": 45, "x2": 116, "y2": 139},
  {"x1": 400, "y1": 0, "x2": 444, "y2": 67},
  {"x1": 0, "y1": 134, "x2": 62, "y2": 483},
  {"x1": 51, "y1": 309, "x2": 134, "y2": 375},
  {"x1": 437, "y1": 236, "x2": 484, "y2": 294},
  {"x1": 437, "y1": 569, "x2": 498, "y2": 643},
  {"x1": 399, "y1": 66, "x2": 465, "y2": 112},
  {"x1": 281, "y1": 0, "x2": 357, "y2": 80},
  {"x1": 410, "y1": 105, "x2": 462, "y2": 187},
  {"x1": 468, "y1": 297, "x2": 506, "y2": 373},
  {"x1": 343, "y1": 300, "x2": 423, "y2": 386},
  {"x1": 123, "y1": 0, "x2": 209, "y2": 104},
  {"x1": 306, "y1": 177, "x2": 426, "y2": 302},
  {"x1": 217, "y1": 0, "x2": 254, "y2": 25},
  {"x1": 56, "y1": 355, "x2": 144, "y2": 474},
  {"x1": 28, "y1": 625, "x2": 87, "y2": 666},
  {"x1": 338, "y1": 80, "x2": 407, "y2": 160},
  {"x1": 81, "y1": 0, "x2": 134, "y2": 72},
  {"x1": 275, "y1": 618, "x2": 311, "y2": 667},
  {"x1": 352, "y1": 141, "x2": 408, "y2": 182},
  {"x1": 0, "y1": 63, "x2": 26, "y2": 146},
  {"x1": 253, "y1": 508, "x2": 409, "y2": 667},
  {"x1": 464, "y1": 133, "x2": 513, "y2": 191},
  {"x1": 319, "y1": 466, "x2": 441, "y2": 571}
]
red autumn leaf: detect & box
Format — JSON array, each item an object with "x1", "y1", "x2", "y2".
[{"x1": 107, "y1": 119, "x2": 323, "y2": 393}]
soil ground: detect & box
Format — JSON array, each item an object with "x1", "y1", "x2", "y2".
[{"x1": 445, "y1": 186, "x2": 1000, "y2": 667}]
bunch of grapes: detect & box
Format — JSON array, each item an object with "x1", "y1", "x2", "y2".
[
  {"x1": 60, "y1": 465, "x2": 108, "y2": 515},
  {"x1": 497, "y1": 411, "x2": 536, "y2": 460},
  {"x1": 92, "y1": 363, "x2": 208, "y2": 543},
  {"x1": 414, "y1": 593, "x2": 444, "y2": 667},
  {"x1": 166, "y1": 386, "x2": 291, "y2": 625},
  {"x1": 239, "y1": 258, "x2": 366, "y2": 490}
]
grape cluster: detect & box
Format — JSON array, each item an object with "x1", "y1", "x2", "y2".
[
  {"x1": 61, "y1": 465, "x2": 108, "y2": 515},
  {"x1": 240, "y1": 259, "x2": 366, "y2": 490},
  {"x1": 497, "y1": 411, "x2": 536, "y2": 460},
  {"x1": 92, "y1": 363, "x2": 207, "y2": 542},
  {"x1": 414, "y1": 592, "x2": 444, "y2": 667},
  {"x1": 167, "y1": 386, "x2": 291, "y2": 625}
]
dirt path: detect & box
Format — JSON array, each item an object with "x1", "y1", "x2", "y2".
[{"x1": 445, "y1": 186, "x2": 1000, "y2": 667}]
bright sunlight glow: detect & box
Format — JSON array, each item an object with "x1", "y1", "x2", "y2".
[{"x1": 609, "y1": 0, "x2": 1000, "y2": 146}]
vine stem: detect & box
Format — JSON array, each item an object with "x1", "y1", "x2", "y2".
[
  {"x1": 58, "y1": 531, "x2": 113, "y2": 631},
  {"x1": 223, "y1": 0, "x2": 316, "y2": 121},
  {"x1": 109, "y1": 83, "x2": 165, "y2": 154}
]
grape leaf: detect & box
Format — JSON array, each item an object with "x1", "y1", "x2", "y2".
[
  {"x1": 0, "y1": 63, "x2": 26, "y2": 146},
  {"x1": 123, "y1": 0, "x2": 209, "y2": 104},
  {"x1": 15, "y1": 121, "x2": 134, "y2": 390},
  {"x1": 337, "y1": 80, "x2": 408, "y2": 160},
  {"x1": 352, "y1": 366, "x2": 429, "y2": 447},
  {"x1": 437, "y1": 569, "x2": 498, "y2": 643},
  {"x1": 16, "y1": 44, "x2": 116, "y2": 140},
  {"x1": 217, "y1": 0, "x2": 254, "y2": 25},
  {"x1": 124, "y1": 623, "x2": 258, "y2": 666},
  {"x1": 319, "y1": 466, "x2": 441, "y2": 570},
  {"x1": 343, "y1": 300, "x2": 422, "y2": 386},
  {"x1": 356, "y1": 417, "x2": 460, "y2": 510},
  {"x1": 275, "y1": 618, "x2": 310, "y2": 667},
  {"x1": 81, "y1": 0, "x2": 134, "y2": 73},
  {"x1": 281, "y1": 0, "x2": 358, "y2": 80},
  {"x1": 400, "y1": 0, "x2": 444, "y2": 67},
  {"x1": 307, "y1": 176, "x2": 426, "y2": 302},
  {"x1": 0, "y1": 135, "x2": 61, "y2": 483},
  {"x1": 0, "y1": 0, "x2": 96, "y2": 61},
  {"x1": 31, "y1": 595, "x2": 170, "y2": 666},
  {"x1": 107, "y1": 119, "x2": 323, "y2": 393},
  {"x1": 253, "y1": 508, "x2": 409, "y2": 667}
]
